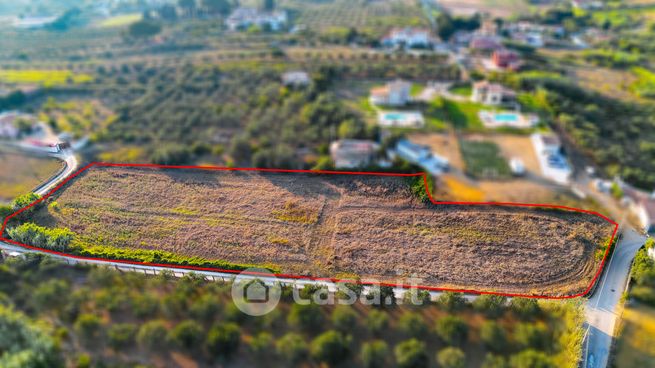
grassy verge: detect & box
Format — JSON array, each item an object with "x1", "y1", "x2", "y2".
[{"x1": 459, "y1": 140, "x2": 511, "y2": 179}]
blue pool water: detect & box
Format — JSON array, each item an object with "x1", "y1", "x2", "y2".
[
  {"x1": 494, "y1": 113, "x2": 519, "y2": 122},
  {"x1": 383, "y1": 113, "x2": 406, "y2": 120}
]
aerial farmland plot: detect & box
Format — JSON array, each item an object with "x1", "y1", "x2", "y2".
[
  {"x1": 0, "y1": 149, "x2": 64, "y2": 202},
  {"x1": 25, "y1": 165, "x2": 616, "y2": 297}
]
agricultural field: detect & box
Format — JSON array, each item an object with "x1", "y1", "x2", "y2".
[
  {"x1": 280, "y1": 0, "x2": 428, "y2": 32},
  {"x1": 459, "y1": 139, "x2": 511, "y2": 180},
  {"x1": 0, "y1": 69, "x2": 93, "y2": 87},
  {"x1": 0, "y1": 150, "x2": 64, "y2": 202},
  {"x1": 437, "y1": 0, "x2": 547, "y2": 17},
  {"x1": 24, "y1": 166, "x2": 616, "y2": 296}
]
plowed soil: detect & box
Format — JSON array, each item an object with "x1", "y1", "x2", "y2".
[{"x1": 34, "y1": 166, "x2": 615, "y2": 296}]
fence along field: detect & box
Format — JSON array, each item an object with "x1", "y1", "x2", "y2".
[{"x1": 10, "y1": 164, "x2": 617, "y2": 298}]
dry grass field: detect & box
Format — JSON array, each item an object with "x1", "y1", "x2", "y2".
[
  {"x1": 0, "y1": 150, "x2": 64, "y2": 202},
  {"x1": 33, "y1": 166, "x2": 615, "y2": 296}
]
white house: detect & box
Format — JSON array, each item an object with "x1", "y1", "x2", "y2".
[
  {"x1": 531, "y1": 133, "x2": 571, "y2": 185},
  {"x1": 226, "y1": 8, "x2": 287, "y2": 31},
  {"x1": 282, "y1": 71, "x2": 311, "y2": 87},
  {"x1": 471, "y1": 81, "x2": 516, "y2": 106},
  {"x1": 396, "y1": 139, "x2": 449, "y2": 175},
  {"x1": 370, "y1": 80, "x2": 411, "y2": 106},
  {"x1": 329, "y1": 139, "x2": 379, "y2": 169},
  {"x1": 382, "y1": 27, "x2": 432, "y2": 48}
]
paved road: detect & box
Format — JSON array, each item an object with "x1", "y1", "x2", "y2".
[
  {"x1": 34, "y1": 150, "x2": 78, "y2": 196},
  {"x1": 583, "y1": 228, "x2": 647, "y2": 368}
]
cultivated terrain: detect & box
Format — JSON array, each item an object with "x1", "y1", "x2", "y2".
[{"x1": 31, "y1": 166, "x2": 615, "y2": 296}]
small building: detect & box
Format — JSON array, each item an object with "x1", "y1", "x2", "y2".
[
  {"x1": 396, "y1": 139, "x2": 449, "y2": 175},
  {"x1": 329, "y1": 139, "x2": 379, "y2": 169},
  {"x1": 377, "y1": 111, "x2": 424, "y2": 128},
  {"x1": 531, "y1": 133, "x2": 571, "y2": 185},
  {"x1": 226, "y1": 7, "x2": 287, "y2": 31},
  {"x1": 492, "y1": 49, "x2": 522, "y2": 70},
  {"x1": 382, "y1": 27, "x2": 432, "y2": 48},
  {"x1": 469, "y1": 35, "x2": 503, "y2": 54},
  {"x1": 511, "y1": 32, "x2": 544, "y2": 48},
  {"x1": 471, "y1": 81, "x2": 516, "y2": 106},
  {"x1": 370, "y1": 80, "x2": 411, "y2": 107},
  {"x1": 282, "y1": 71, "x2": 311, "y2": 87}
]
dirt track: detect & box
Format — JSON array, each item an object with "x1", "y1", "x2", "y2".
[{"x1": 35, "y1": 166, "x2": 615, "y2": 296}]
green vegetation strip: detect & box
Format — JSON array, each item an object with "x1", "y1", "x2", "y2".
[
  {"x1": 459, "y1": 140, "x2": 511, "y2": 179},
  {"x1": 7, "y1": 222, "x2": 280, "y2": 273}
]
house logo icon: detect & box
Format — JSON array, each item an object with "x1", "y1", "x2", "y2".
[
  {"x1": 244, "y1": 279, "x2": 269, "y2": 303},
  {"x1": 231, "y1": 268, "x2": 281, "y2": 316}
]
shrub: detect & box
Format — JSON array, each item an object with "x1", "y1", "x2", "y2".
[
  {"x1": 403, "y1": 289, "x2": 431, "y2": 305},
  {"x1": 438, "y1": 292, "x2": 467, "y2": 312},
  {"x1": 361, "y1": 340, "x2": 389, "y2": 368},
  {"x1": 509, "y1": 349, "x2": 554, "y2": 368},
  {"x1": 398, "y1": 312, "x2": 427, "y2": 337},
  {"x1": 435, "y1": 315, "x2": 468, "y2": 346},
  {"x1": 275, "y1": 332, "x2": 308, "y2": 363},
  {"x1": 7, "y1": 223, "x2": 74, "y2": 252},
  {"x1": 473, "y1": 295, "x2": 507, "y2": 318},
  {"x1": 74, "y1": 314, "x2": 102, "y2": 341},
  {"x1": 249, "y1": 331, "x2": 273, "y2": 355},
  {"x1": 167, "y1": 320, "x2": 204, "y2": 350},
  {"x1": 482, "y1": 353, "x2": 509, "y2": 368},
  {"x1": 137, "y1": 320, "x2": 168, "y2": 350},
  {"x1": 366, "y1": 309, "x2": 389, "y2": 335},
  {"x1": 436, "y1": 347, "x2": 466, "y2": 368},
  {"x1": 310, "y1": 330, "x2": 351, "y2": 365},
  {"x1": 480, "y1": 321, "x2": 508, "y2": 353},
  {"x1": 509, "y1": 298, "x2": 540, "y2": 320},
  {"x1": 288, "y1": 303, "x2": 323, "y2": 331},
  {"x1": 107, "y1": 323, "x2": 137, "y2": 350},
  {"x1": 331, "y1": 305, "x2": 358, "y2": 332},
  {"x1": 394, "y1": 338, "x2": 428, "y2": 368},
  {"x1": 206, "y1": 323, "x2": 240, "y2": 359},
  {"x1": 513, "y1": 323, "x2": 548, "y2": 350}
]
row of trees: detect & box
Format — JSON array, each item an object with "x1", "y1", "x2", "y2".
[{"x1": 0, "y1": 254, "x2": 582, "y2": 367}]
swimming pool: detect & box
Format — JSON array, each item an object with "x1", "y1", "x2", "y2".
[
  {"x1": 383, "y1": 113, "x2": 405, "y2": 120},
  {"x1": 493, "y1": 113, "x2": 519, "y2": 122},
  {"x1": 378, "y1": 111, "x2": 425, "y2": 128}
]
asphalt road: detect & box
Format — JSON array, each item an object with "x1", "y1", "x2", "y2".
[
  {"x1": 583, "y1": 228, "x2": 647, "y2": 368},
  {"x1": 33, "y1": 150, "x2": 78, "y2": 196}
]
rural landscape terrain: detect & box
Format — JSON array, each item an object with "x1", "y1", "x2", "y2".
[
  {"x1": 1, "y1": 0, "x2": 655, "y2": 366},
  {"x1": 20, "y1": 165, "x2": 614, "y2": 296}
]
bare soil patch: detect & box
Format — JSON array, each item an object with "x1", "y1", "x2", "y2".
[{"x1": 33, "y1": 166, "x2": 615, "y2": 296}]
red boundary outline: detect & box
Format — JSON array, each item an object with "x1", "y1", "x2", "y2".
[{"x1": 0, "y1": 161, "x2": 619, "y2": 299}]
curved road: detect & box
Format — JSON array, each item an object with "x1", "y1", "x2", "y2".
[{"x1": 583, "y1": 228, "x2": 647, "y2": 368}]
